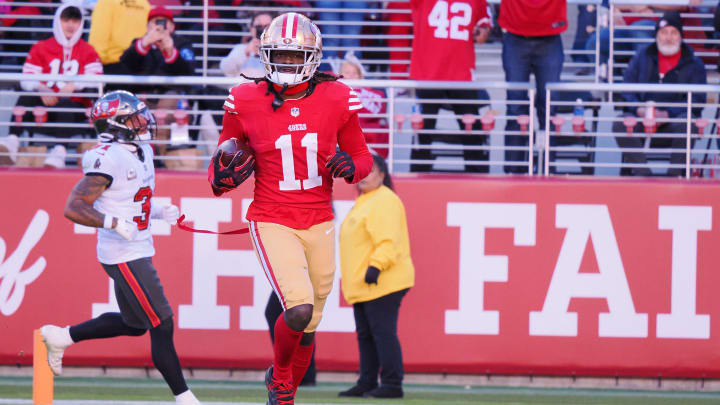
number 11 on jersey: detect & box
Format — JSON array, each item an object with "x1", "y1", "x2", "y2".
[{"x1": 275, "y1": 132, "x2": 322, "y2": 191}]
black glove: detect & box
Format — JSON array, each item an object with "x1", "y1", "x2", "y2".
[
  {"x1": 364, "y1": 266, "x2": 380, "y2": 285},
  {"x1": 211, "y1": 148, "x2": 255, "y2": 194},
  {"x1": 325, "y1": 151, "x2": 355, "y2": 179}
]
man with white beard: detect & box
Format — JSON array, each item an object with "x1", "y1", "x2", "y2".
[{"x1": 612, "y1": 11, "x2": 706, "y2": 177}]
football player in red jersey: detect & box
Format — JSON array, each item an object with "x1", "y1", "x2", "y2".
[{"x1": 208, "y1": 12, "x2": 373, "y2": 405}]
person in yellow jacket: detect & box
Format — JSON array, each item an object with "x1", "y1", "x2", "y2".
[
  {"x1": 338, "y1": 153, "x2": 414, "y2": 399},
  {"x1": 89, "y1": 0, "x2": 150, "y2": 73}
]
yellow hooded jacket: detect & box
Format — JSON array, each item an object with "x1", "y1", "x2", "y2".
[
  {"x1": 339, "y1": 185, "x2": 415, "y2": 304},
  {"x1": 89, "y1": 0, "x2": 150, "y2": 65}
]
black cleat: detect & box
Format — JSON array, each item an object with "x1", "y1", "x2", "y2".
[
  {"x1": 363, "y1": 385, "x2": 404, "y2": 398},
  {"x1": 338, "y1": 384, "x2": 376, "y2": 397},
  {"x1": 265, "y1": 365, "x2": 295, "y2": 405}
]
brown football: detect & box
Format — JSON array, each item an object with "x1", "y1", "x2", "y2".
[{"x1": 217, "y1": 138, "x2": 253, "y2": 167}]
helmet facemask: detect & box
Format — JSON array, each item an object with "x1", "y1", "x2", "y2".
[
  {"x1": 259, "y1": 13, "x2": 322, "y2": 86},
  {"x1": 262, "y1": 47, "x2": 320, "y2": 85},
  {"x1": 110, "y1": 107, "x2": 157, "y2": 144}
]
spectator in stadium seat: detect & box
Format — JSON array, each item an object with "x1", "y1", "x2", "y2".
[
  {"x1": 338, "y1": 52, "x2": 389, "y2": 158},
  {"x1": 338, "y1": 153, "x2": 414, "y2": 399},
  {"x1": 500, "y1": 0, "x2": 567, "y2": 174},
  {"x1": 120, "y1": 5, "x2": 196, "y2": 164},
  {"x1": 89, "y1": 0, "x2": 150, "y2": 75},
  {"x1": 219, "y1": 11, "x2": 274, "y2": 79},
  {"x1": 408, "y1": 0, "x2": 491, "y2": 173},
  {"x1": 121, "y1": 6, "x2": 195, "y2": 81},
  {"x1": 583, "y1": 2, "x2": 688, "y2": 72},
  {"x1": 613, "y1": 11, "x2": 706, "y2": 177},
  {"x1": 12, "y1": 2, "x2": 103, "y2": 168}
]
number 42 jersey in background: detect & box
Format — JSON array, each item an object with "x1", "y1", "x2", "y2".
[
  {"x1": 409, "y1": 0, "x2": 491, "y2": 81},
  {"x1": 219, "y1": 80, "x2": 373, "y2": 229},
  {"x1": 82, "y1": 142, "x2": 156, "y2": 265}
]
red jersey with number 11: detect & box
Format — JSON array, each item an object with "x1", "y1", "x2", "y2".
[{"x1": 218, "y1": 80, "x2": 373, "y2": 229}]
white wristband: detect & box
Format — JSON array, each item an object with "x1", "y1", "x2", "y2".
[{"x1": 103, "y1": 215, "x2": 114, "y2": 229}]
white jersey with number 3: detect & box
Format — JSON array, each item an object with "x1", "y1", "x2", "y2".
[{"x1": 81, "y1": 142, "x2": 156, "y2": 265}]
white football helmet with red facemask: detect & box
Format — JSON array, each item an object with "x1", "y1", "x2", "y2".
[{"x1": 259, "y1": 12, "x2": 322, "y2": 85}]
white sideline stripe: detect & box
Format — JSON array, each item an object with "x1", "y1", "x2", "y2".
[
  {"x1": 0, "y1": 400, "x2": 381, "y2": 405},
  {"x1": 349, "y1": 104, "x2": 363, "y2": 110},
  {"x1": 0, "y1": 401, "x2": 259, "y2": 405}
]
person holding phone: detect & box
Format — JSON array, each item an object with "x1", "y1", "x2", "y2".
[
  {"x1": 122, "y1": 6, "x2": 194, "y2": 76},
  {"x1": 120, "y1": 6, "x2": 196, "y2": 160},
  {"x1": 219, "y1": 11, "x2": 275, "y2": 79}
]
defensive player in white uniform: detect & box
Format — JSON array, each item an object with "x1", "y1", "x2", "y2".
[{"x1": 39, "y1": 90, "x2": 201, "y2": 405}]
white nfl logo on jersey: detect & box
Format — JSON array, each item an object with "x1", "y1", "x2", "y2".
[{"x1": 291, "y1": 107, "x2": 300, "y2": 117}]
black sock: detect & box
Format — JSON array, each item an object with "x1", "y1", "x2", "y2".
[
  {"x1": 150, "y1": 317, "x2": 188, "y2": 396},
  {"x1": 69, "y1": 312, "x2": 146, "y2": 342}
]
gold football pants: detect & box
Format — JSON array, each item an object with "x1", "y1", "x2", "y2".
[{"x1": 249, "y1": 220, "x2": 335, "y2": 333}]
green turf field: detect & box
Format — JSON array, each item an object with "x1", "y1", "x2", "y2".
[{"x1": 1, "y1": 376, "x2": 720, "y2": 405}]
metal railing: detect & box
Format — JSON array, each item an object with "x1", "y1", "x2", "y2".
[
  {"x1": 0, "y1": 73, "x2": 540, "y2": 174},
  {"x1": 3, "y1": 70, "x2": 720, "y2": 178},
  {"x1": 545, "y1": 81, "x2": 720, "y2": 178},
  {"x1": 0, "y1": 0, "x2": 606, "y2": 81}
]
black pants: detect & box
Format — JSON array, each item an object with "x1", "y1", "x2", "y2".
[
  {"x1": 410, "y1": 89, "x2": 489, "y2": 173},
  {"x1": 353, "y1": 288, "x2": 408, "y2": 389},
  {"x1": 612, "y1": 117, "x2": 694, "y2": 177},
  {"x1": 265, "y1": 292, "x2": 316, "y2": 383}
]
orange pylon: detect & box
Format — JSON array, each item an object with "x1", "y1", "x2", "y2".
[{"x1": 32, "y1": 329, "x2": 53, "y2": 405}]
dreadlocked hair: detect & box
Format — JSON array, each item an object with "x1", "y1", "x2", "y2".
[
  {"x1": 240, "y1": 72, "x2": 339, "y2": 111},
  {"x1": 240, "y1": 73, "x2": 266, "y2": 84},
  {"x1": 306, "y1": 72, "x2": 339, "y2": 96}
]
